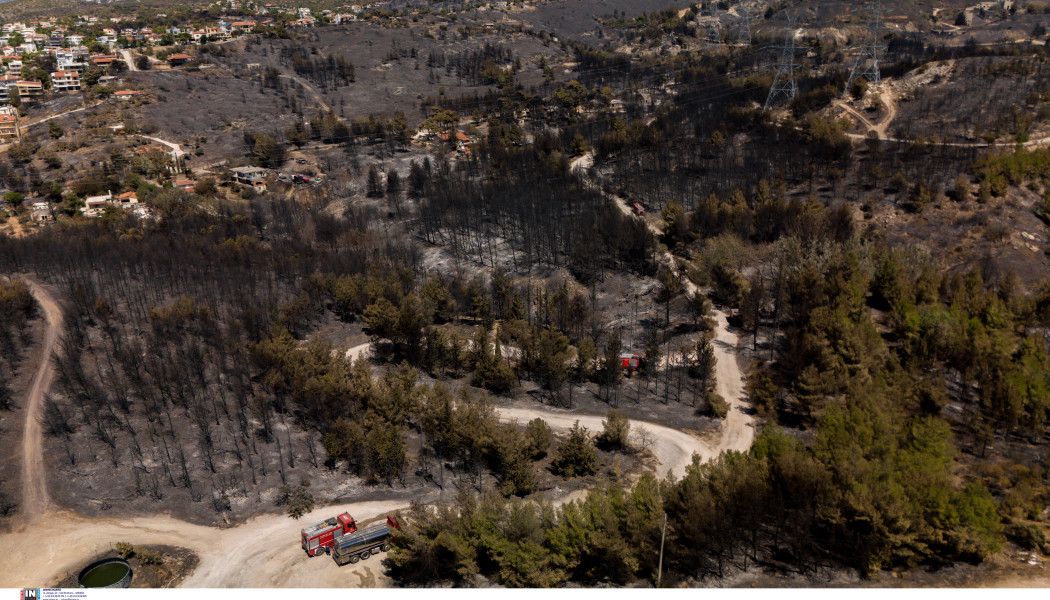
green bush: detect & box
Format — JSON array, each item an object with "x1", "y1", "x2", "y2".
[
  {"x1": 1004, "y1": 520, "x2": 1047, "y2": 552},
  {"x1": 524, "y1": 418, "x2": 553, "y2": 459},
  {"x1": 138, "y1": 550, "x2": 164, "y2": 565},
  {"x1": 595, "y1": 409, "x2": 633, "y2": 453},
  {"x1": 115, "y1": 542, "x2": 135, "y2": 559},
  {"x1": 700, "y1": 392, "x2": 729, "y2": 419},
  {"x1": 551, "y1": 421, "x2": 599, "y2": 478},
  {"x1": 275, "y1": 484, "x2": 315, "y2": 519}
]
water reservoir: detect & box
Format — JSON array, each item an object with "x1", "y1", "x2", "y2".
[{"x1": 77, "y1": 557, "x2": 133, "y2": 588}]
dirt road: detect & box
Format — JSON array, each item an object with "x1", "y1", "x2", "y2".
[
  {"x1": 279, "y1": 74, "x2": 333, "y2": 114},
  {"x1": 583, "y1": 156, "x2": 753, "y2": 455},
  {"x1": 3, "y1": 215, "x2": 26, "y2": 237},
  {"x1": 345, "y1": 342, "x2": 372, "y2": 363},
  {"x1": 23, "y1": 102, "x2": 104, "y2": 130},
  {"x1": 6, "y1": 283, "x2": 396, "y2": 587},
  {"x1": 120, "y1": 49, "x2": 139, "y2": 72},
  {"x1": 839, "y1": 86, "x2": 1050, "y2": 149},
  {"x1": 2, "y1": 189, "x2": 752, "y2": 587},
  {"x1": 603, "y1": 178, "x2": 754, "y2": 461},
  {"x1": 20, "y1": 279, "x2": 63, "y2": 520},
  {"x1": 0, "y1": 503, "x2": 401, "y2": 588},
  {"x1": 497, "y1": 401, "x2": 743, "y2": 478},
  {"x1": 138, "y1": 135, "x2": 186, "y2": 159},
  {"x1": 835, "y1": 99, "x2": 877, "y2": 131},
  {"x1": 836, "y1": 87, "x2": 897, "y2": 140},
  {"x1": 1, "y1": 391, "x2": 749, "y2": 587}
]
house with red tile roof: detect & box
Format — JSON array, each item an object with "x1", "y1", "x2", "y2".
[
  {"x1": 51, "y1": 70, "x2": 80, "y2": 92},
  {"x1": 167, "y1": 53, "x2": 192, "y2": 66}
]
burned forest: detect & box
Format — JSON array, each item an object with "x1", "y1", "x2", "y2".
[{"x1": 1, "y1": 0, "x2": 1050, "y2": 591}]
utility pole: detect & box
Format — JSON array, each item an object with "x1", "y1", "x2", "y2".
[
  {"x1": 845, "y1": 0, "x2": 883, "y2": 95},
  {"x1": 764, "y1": 14, "x2": 799, "y2": 110},
  {"x1": 656, "y1": 512, "x2": 667, "y2": 588}
]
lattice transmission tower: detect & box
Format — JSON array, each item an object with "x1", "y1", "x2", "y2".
[
  {"x1": 735, "y1": 7, "x2": 753, "y2": 46},
  {"x1": 764, "y1": 14, "x2": 799, "y2": 110},
  {"x1": 845, "y1": 0, "x2": 883, "y2": 95},
  {"x1": 706, "y1": 2, "x2": 722, "y2": 46}
]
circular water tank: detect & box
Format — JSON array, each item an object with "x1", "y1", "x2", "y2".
[{"x1": 77, "y1": 557, "x2": 133, "y2": 588}]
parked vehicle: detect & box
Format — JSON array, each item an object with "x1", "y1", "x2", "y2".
[
  {"x1": 726, "y1": 309, "x2": 743, "y2": 328},
  {"x1": 292, "y1": 174, "x2": 311, "y2": 184},
  {"x1": 301, "y1": 512, "x2": 357, "y2": 557},
  {"x1": 631, "y1": 202, "x2": 645, "y2": 216},
  {"x1": 332, "y1": 516, "x2": 401, "y2": 566},
  {"x1": 618, "y1": 353, "x2": 645, "y2": 373}
]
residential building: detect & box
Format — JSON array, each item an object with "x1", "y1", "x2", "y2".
[
  {"x1": 230, "y1": 166, "x2": 268, "y2": 189},
  {"x1": 51, "y1": 70, "x2": 80, "y2": 91},
  {"x1": 115, "y1": 191, "x2": 138, "y2": 204},
  {"x1": 0, "y1": 74, "x2": 18, "y2": 102},
  {"x1": 15, "y1": 80, "x2": 42, "y2": 101},
  {"x1": 0, "y1": 110, "x2": 21, "y2": 142},
  {"x1": 30, "y1": 201, "x2": 52, "y2": 222},
  {"x1": 83, "y1": 193, "x2": 112, "y2": 213},
  {"x1": 55, "y1": 50, "x2": 86, "y2": 72},
  {"x1": 167, "y1": 53, "x2": 192, "y2": 66}
]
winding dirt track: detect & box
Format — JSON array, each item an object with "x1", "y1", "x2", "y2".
[
  {"x1": 19, "y1": 279, "x2": 63, "y2": 520},
  {"x1": 2, "y1": 219, "x2": 753, "y2": 587}
]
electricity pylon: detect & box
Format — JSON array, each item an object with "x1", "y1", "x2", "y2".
[
  {"x1": 845, "y1": 0, "x2": 883, "y2": 95},
  {"x1": 764, "y1": 14, "x2": 800, "y2": 110},
  {"x1": 735, "y1": 7, "x2": 753, "y2": 46},
  {"x1": 707, "y1": 2, "x2": 722, "y2": 46}
]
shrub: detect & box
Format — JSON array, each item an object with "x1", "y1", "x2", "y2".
[
  {"x1": 275, "y1": 484, "x2": 315, "y2": 519},
  {"x1": 1004, "y1": 520, "x2": 1046, "y2": 552},
  {"x1": 138, "y1": 550, "x2": 164, "y2": 565},
  {"x1": 850, "y1": 77, "x2": 869, "y2": 99},
  {"x1": 551, "y1": 421, "x2": 599, "y2": 478},
  {"x1": 595, "y1": 409, "x2": 633, "y2": 453},
  {"x1": 115, "y1": 542, "x2": 135, "y2": 559},
  {"x1": 524, "y1": 418, "x2": 553, "y2": 459},
  {"x1": 1037, "y1": 193, "x2": 1050, "y2": 222},
  {"x1": 700, "y1": 392, "x2": 729, "y2": 419}
]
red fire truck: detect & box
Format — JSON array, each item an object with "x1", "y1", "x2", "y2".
[
  {"x1": 619, "y1": 353, "x2": 645, "y2": 373},
  {"x1": 301, "y1": 512, "x2": 358, "y2": 557}
]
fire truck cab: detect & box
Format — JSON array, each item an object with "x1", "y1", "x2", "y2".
[
  {"x1": 301, "y1": 512, "x2": 357, "y2": 557},
  {"x1": 619, "y1": 353, "x2": 645, "y2": 372}
]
